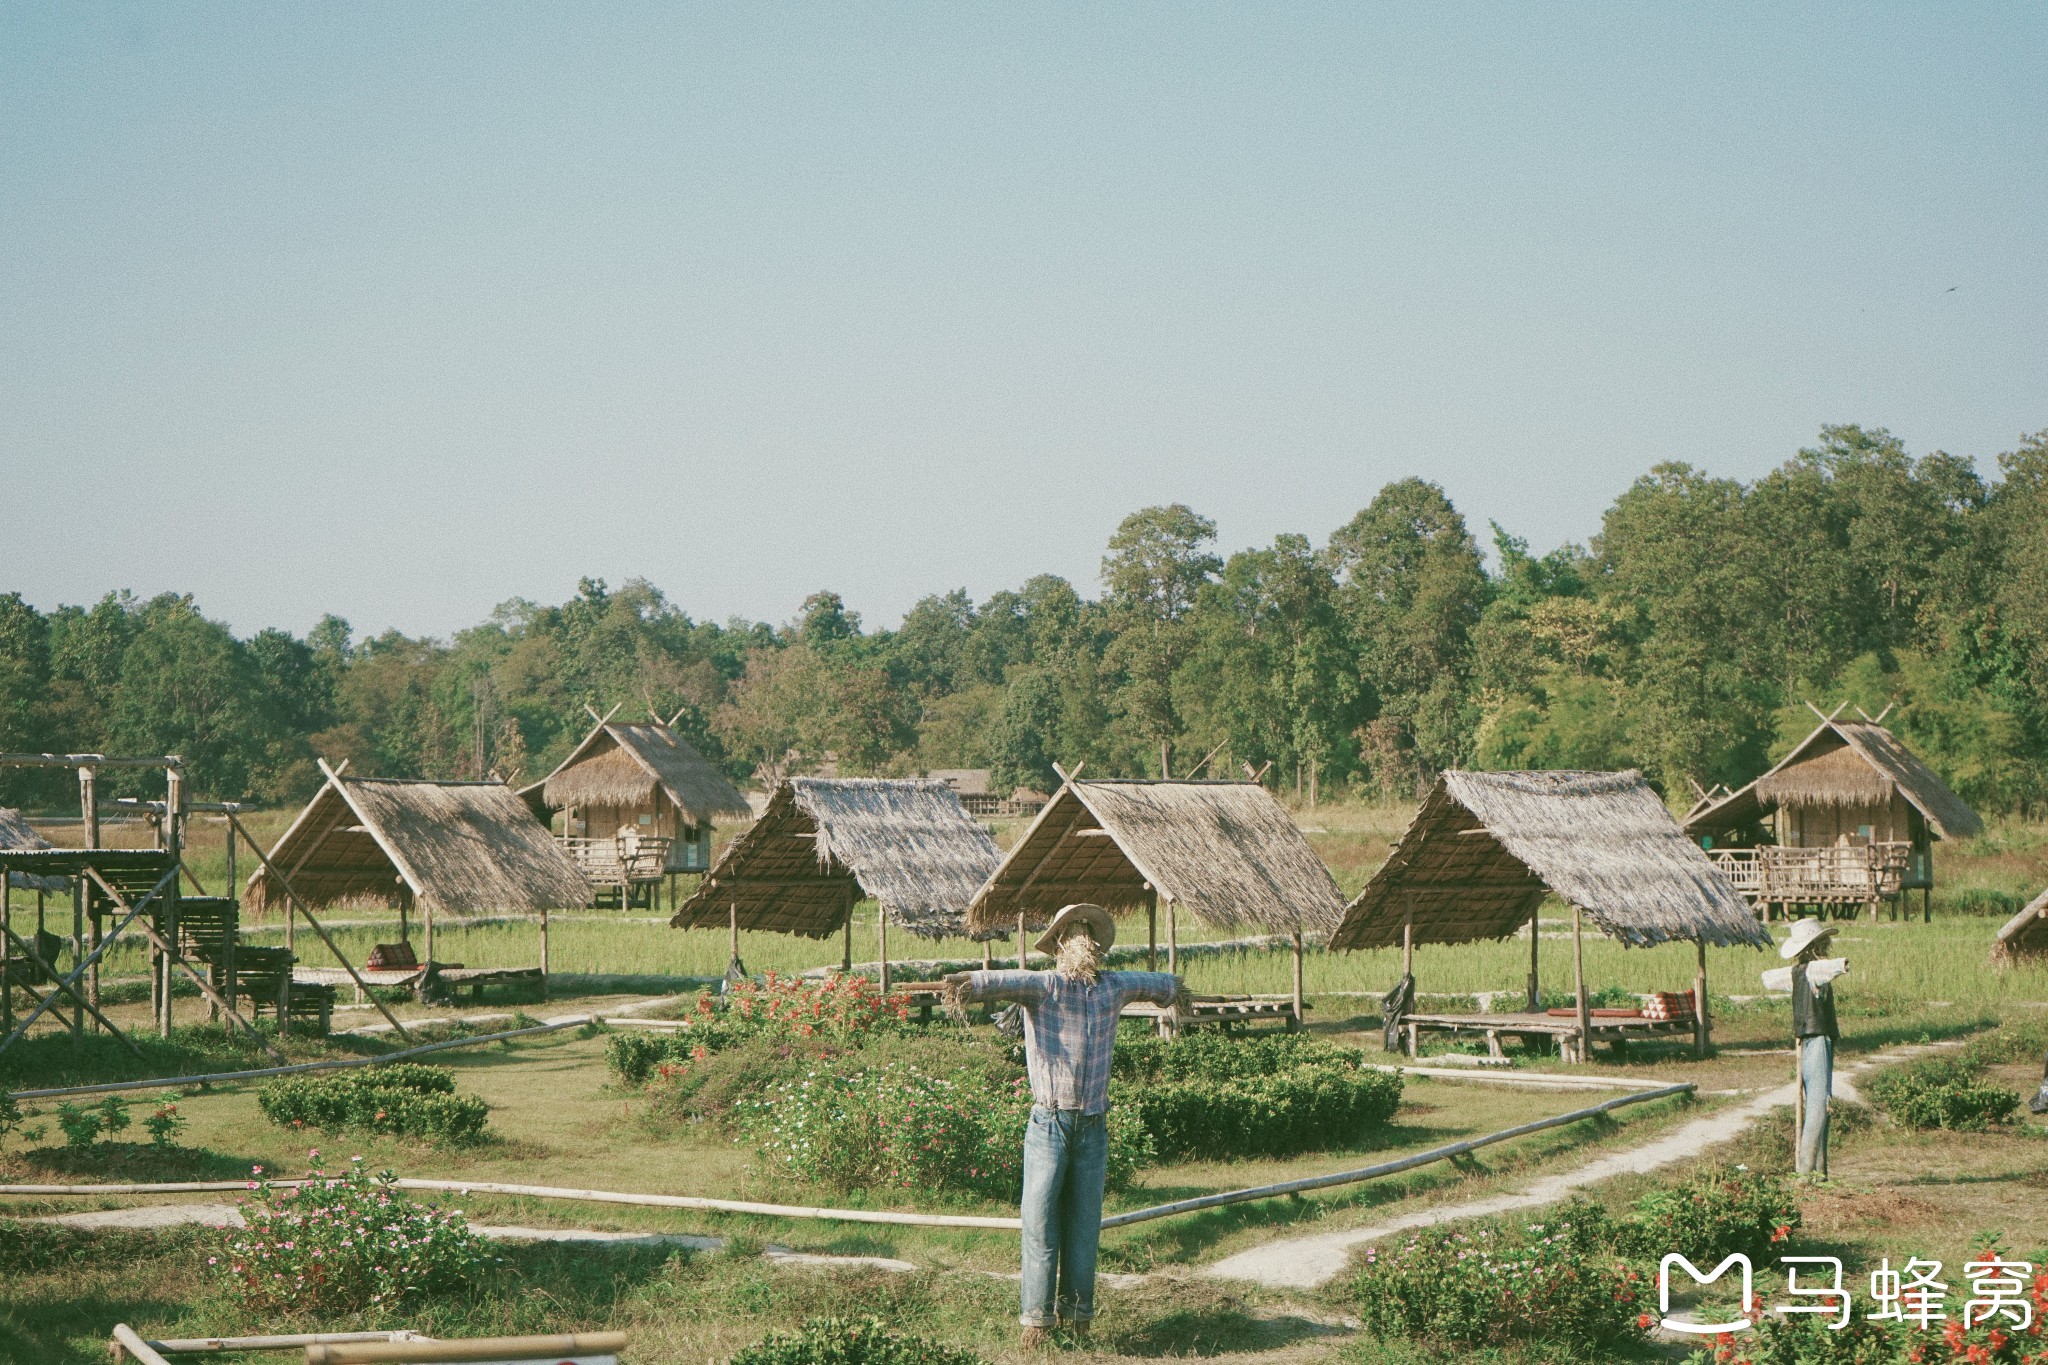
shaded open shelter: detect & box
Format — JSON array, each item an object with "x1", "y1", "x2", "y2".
[
  {"x1": 966, "y1": 777, "x2": 1348, "y2": 1022},
  {"x1": 1684, "y1": 709, "x2": 1981, "y2": 920},
  {"x1": 1330, "y1": 769, "x2": 1771, "y2": 1058},
  {"x1": 522, "y1": 713, "x2": 752, "y2": 910},
  {"x1": 669, "y1": 777, "x2": 1002, "y2": 988},
  {"x1": 250, "y1": 763, "x2": 590, "y2": 996},
  {"x1": 1994, "y1": 887, "x2": 2048, "y2": 964},
  {"x1": 0, "y1": 807, "x2": 70, "y2": 893}
]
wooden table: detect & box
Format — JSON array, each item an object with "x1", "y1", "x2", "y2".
[
  {"x1": 1123, "y1": 994, "x2": 1305, "y2": 1038},
  {"x1": 1397, "y1": 1010, "x2": 1696, "y2": 1063}
]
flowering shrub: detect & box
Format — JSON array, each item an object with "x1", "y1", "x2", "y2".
[
  {"x1": 730, "y1": 1316, "x2": 984, "y2": 1365},
  {"x1": 54, "y1": 1096, "x2": 131, "y2": 1150},
  {"x1": 1628, "y1": 1165, "x2": 1801, "y2": 1264},
  {"x1": 258, "y1": 1065, "x2": 490, "y2": 1144},
  {"x1": 607, "y1": 975, "x2": 907, "y2": 1087},
  {"x1": 736, "y1": 1061, "x2": 1152, "y2": 1200},
  {"x1": 210, "y1": 1158, "x2": 496, "y2": 1312},
  {"x1": 1346, "y1": 1199, "x2": 1649, "y2": 1351},
  {"x1": 143, "y1": 1094, "x2": 187, "y2": 1148},
  {"x1": 1688, "y1": 1263, "x2": 2048, "y2": 1364},
  {"x1": 1866, "y1": 1059, "x2": 2021, "y2": 1132}
]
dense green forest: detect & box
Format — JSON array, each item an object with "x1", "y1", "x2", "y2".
[{"x1": 4, "y1": 425, "x2": 2045, "y2": 814}]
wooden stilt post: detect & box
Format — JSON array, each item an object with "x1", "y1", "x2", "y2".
[
  {"x1": 1290, "y1": 929, "x2": 1305, "y2": 1027},
  {"x1": 1526, "y1": 909, "x2": 1540, "y2": 1012},
  {"x1": 727, "y1": 901, "x2": 740, "y2": 979},
  {"x1": 1017, "y1": 912, "x2": 1026, "y2": 969},
  {"x1": 1146, "y1": 888, "x2": 1157, "y2": 971},
  {"x1": 71, "y1": 864, "x2": 84, "y2": 1040},
  {"x1": 1167, "y1": 899, "x2": 1178, "y2": 976},
  {"x1": 878, "y1": 904, "x2": 889, "y2": 995},
  {"x1": 1402, "y1": 891, "x2": 1415, "y2": 983},
  {"x1": 982, "y1": 939, "x2": 992, "y2": 968},
  {"x1": 1571, "y1": 904, "x2": 1590, "y2": 1064},
  {"x1": 80, "y1": 765, "x2": 98, "y2": 1031},
  {"x1": 539, "y1": 903, "x2": 550, "y2": 997},
  {"x1": 222, "y1": 814, "x2": 237, "y2": 1018},
  {"x1": 841, "y1": 898, "x2": 853, "y2": 973},
  {"x1": 162, "y1": 766, "x2": 182, "y2": 1039},
  {"x1": 1693, "y1": 937, "x2": 1709, "y2": 1058}
]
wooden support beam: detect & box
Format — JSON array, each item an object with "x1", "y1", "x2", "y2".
[
  {"x1": 0, "y1": 923, "x2": 141, "y2": 1057},
  {"x1": 0, "y1": 867, "x2": 175, "y2": 1058},
  {"x1": 1571, "y1": 904, "x2": 1590, "y2": 1064}
]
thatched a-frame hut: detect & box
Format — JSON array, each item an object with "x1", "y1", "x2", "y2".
[
  {"x1": 1994, "y1": 887, "x2": 2048, "y2": 964},
  {"x1": 249, "y1": 763, "x2": 590, "y2": 974},
  {"x1": 0, "y1": 808, "x2": 69, "y2": 892},
  {"x1": 1683, "y1": 710, "x2": 1981, "y2": 918},
  {"x1": 668, "y1": 778, "x2": 1002, "y2": 988},
  {"x1": 521, "y1": 713, "x2": 751, "y2": 909},
  {"x1": 965, "y1": 777, "x2": 1347, "y2": 1020},
  {"x1": 1330, "y1": 769, "x2": 1770, "y2": 1056}
]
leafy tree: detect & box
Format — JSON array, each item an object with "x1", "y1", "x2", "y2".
[{"x1": 1100, "y1": 505, "x2": 1222, "y2": 775}]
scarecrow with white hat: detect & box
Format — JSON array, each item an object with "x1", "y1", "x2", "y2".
[
  {"x1": 1772, "y1": 917, "x2": 1847, "y2": 1176},
  {"x1": 944, "y1": 903, "x2": 1185, "y2": 1348}
]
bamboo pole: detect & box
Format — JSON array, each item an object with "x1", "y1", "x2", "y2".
[
  {"x1": 227, "y1": 814, "x2": 413, "y2": 1043},
  {"x1": 1290, "y1": 929, "x2": 1304, "y2": 1026},
  {"x1": 727, "y1": 902, "x2": 740, "y2": 979},
  {"x1": 307, "y1": 1333, "x2": 628, "y2": 1365},
  {"x1": 1526, "y1": 909, "x2": 1540, "y2": 1012},
  {"x1": 110, "y1": 1324, "x2": 175, "y2": 1365},
  {"x1": 841, "y1": 894, "x2": 853, "y2": 972},
  {"x1": 80, "y1": 765, "x2": 98, "y2": 1029},
  {"x1": 1147, "y1": 887, "x2": 1157, "y2": 971},
  {"x1": 71, "y1": 867, "x2": 84, "y2": 1040},
  {"x1": 1693, "y1": 937, "x2": 1709, "y2": 1058},
  {"x1": 162, "y1": 767, "x2": 181, "y2": 1038},
  {"x1": 1571, "y1": 903, "x2": 1590, "y2": 1064},
  {"x1": 139, "y1": 1332, "x2": 423, "y2": 1355},
  {"x1": 1098, "y1": 1082, "x2": 1696, "y2": 1229},
  {"x1": 0, "y1": 925, "x2": 140, "y2": 1056},
  {"x1": 1402, "y1": 892, "x2": 1415, "y2": 981},
  {"x1": 1167, "y1": 899, "x2": 1178, "y2": 975},
  {"x1": 539, "y1": 903, "x2": 549, "y2": 997},
  {"x1": 1016, "y1": 912, "x2": 1026, "y2": 969}
]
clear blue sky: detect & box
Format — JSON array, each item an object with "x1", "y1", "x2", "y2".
[{"x1": 4, "y1": 4, "x2": 2042, "y2": 639}]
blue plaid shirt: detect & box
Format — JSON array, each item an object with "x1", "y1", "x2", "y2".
[{"x1": 965, "y1": 969, "x2": 1180, "y2": 1115}]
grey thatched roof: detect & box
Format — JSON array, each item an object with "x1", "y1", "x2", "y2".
[
  {"x1": 248, "y1": 772, "x2": 591, "y2": 916},
  {"x1": 670, "y1": 778, "x2": 1002, "y2": 941},
  {"x1": 0, "y1": 807, "x2": 70, "y2": 892},
  {"x1": 1331, "y1": 769, "x2": 1771, "y2": 952},
  {"x1": 966, "y1": 779, "x2": 1347, "y2": 937},
  {"x1": 523, "y1": 720, "x2": 750, "y2": 827},
  {"x1": 1993, "y1": 886, "x2": 2048, "y2": 963},
  {"x1": 1685, "y1": 717, "x2": 1982, "y2": 841}
]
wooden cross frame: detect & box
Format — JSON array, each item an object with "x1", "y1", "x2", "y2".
[{"x1": 0, "y1": 866, "x2": 178, "y2": 1059}]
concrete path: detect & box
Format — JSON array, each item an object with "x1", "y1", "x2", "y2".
[{"x1": 1203, "y1": 1044, "x2": 1930, "y2": 1290}]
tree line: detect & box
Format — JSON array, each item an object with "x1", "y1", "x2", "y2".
[{"x1": 4, "y1": 424, "x2": 2045, "y2": 815}]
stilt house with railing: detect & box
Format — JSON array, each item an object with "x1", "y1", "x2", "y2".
[
  {"x1": 521, "y1": 712, "x2": 752, "y2": 911},
  {"x1": 1682, "y1": 706, "x2": 1982, "y2": 920}
]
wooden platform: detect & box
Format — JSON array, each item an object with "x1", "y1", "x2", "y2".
[
  {"x1": 1123, "y1": 994, "x2": 1304, "y2": 1038},
  {"x1": 1398, "y1": 1010, "x2": 1696, "y2": 1063},
  {"x1": 293, "y1": 963, "x2": 544, "y2": 1004}
]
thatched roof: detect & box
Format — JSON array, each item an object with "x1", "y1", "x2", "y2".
[
  {"x1": 0, "y1": 808, "x2": 70, "y2": 892},
  {"x1": 927, "y1": 769, "x2": 993, "y2": 797},
  {"x1": 1993, "y1": 886, "x2": 2048, "y2": 963},
  {"x1": 1330, "y1": 770, "x2": 1771, "y2": 952},
  {"x1": 669, "y1": 778, "x2": 1002, "y2": 941},
  {"x1": 1685, "y1": 717, "x2": 1982, "y2": 841},
  {"x1": 965, "y1": 779, "x2": 1347, "y2": 937},
  {"x1": 248, "y1": 772, "x2": 591, "y2": 916},
  {"x1": 522, "y1": 721, "x2": 750, "y2": 826}
]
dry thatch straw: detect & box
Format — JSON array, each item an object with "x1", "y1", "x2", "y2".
[
  {"x1": 1687, "y1": 716, "x2": 1982, "y2": 841},
  {"x1": 524, "y1": 720, "x2": 751, "y2": 826},
  {"x1": 0, "y1": 807, "x2": 69, "y2": 892},
  {"x1": 248, "y1": 774, "x2": 591, "y2": 915},
  {"x1": 966, "y1": 779, "x2": 1347, "y2": 937},
  {"x1": 1331, "y1": 769, "x2": 1772, "y2": 952},
  {"x1": 1993, "y1": 886, "x2": 2048, "y2": 964},
  {"x1": 670, "y1": 778, "x2": 1002, "y2": 940}
]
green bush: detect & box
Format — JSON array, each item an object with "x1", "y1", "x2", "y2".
[
  {"x1": 1627, "y1": 1165, "x2": 1801, "y2": 1263},
  {"x1": 1865, "y1": 1057, "x2": 2020, "y2": 1131},
  {"x1": 736, "y1": 1061, "x2": 1152, "y2": 1201},
  {"x1": 212, "y1": 1159, "x2": 497, "y2": 1312},
  {"x1": 1110, "y1": 1029, "x2": 1363, "y2": 1083},
  {"x1": 53, "y1": 1096, "x2": 130, "y2": 1150},
  {"x1": 730, "y1": 1316, "x2": 983, "y2": 1365},
  {"x1": 258, "y1": 1064, "x2": 490, "y2": 1144},
  {"x1": 1345, "y1": 1199, "x2": 1650, "y2": 1351},
  {"x1": 1684, "y1": 1311, "x2": 1902, "y2": 1365},
  {"x1": 1120, "y1": 1065, "x2": 1403, "y2": 1161}
]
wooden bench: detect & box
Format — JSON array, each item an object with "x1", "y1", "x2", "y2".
[
  {"x1": 426, "y1": 965, "x2": 546, "y2": 1004},
  {"x1": 1123, "y1": 994, "x2": 1306, "y2": 1038}
]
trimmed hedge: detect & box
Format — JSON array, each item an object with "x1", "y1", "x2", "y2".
[
  {"x1": 258, "y1": 1064, "x2": 490, "y2": 1144},
  {"x1": 1121, "y1": 1066, "x2": 1403, "y2": 1161}
]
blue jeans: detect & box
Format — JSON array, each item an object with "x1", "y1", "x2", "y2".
[
  {"x1": 1798, "y1": 1035, "x2": 1832, "y2": 1176},
  {"x1": 1020, "y1": 1106, "x2": 1108, "y2": 1328}
]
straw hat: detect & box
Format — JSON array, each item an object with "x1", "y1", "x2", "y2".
[
  {"x1": 1779, "y1": 917, "x2": 1838, "y2": 960},
  {"x1": 1034, "y1": 902, "x2": 1118, "y2": 956}
]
